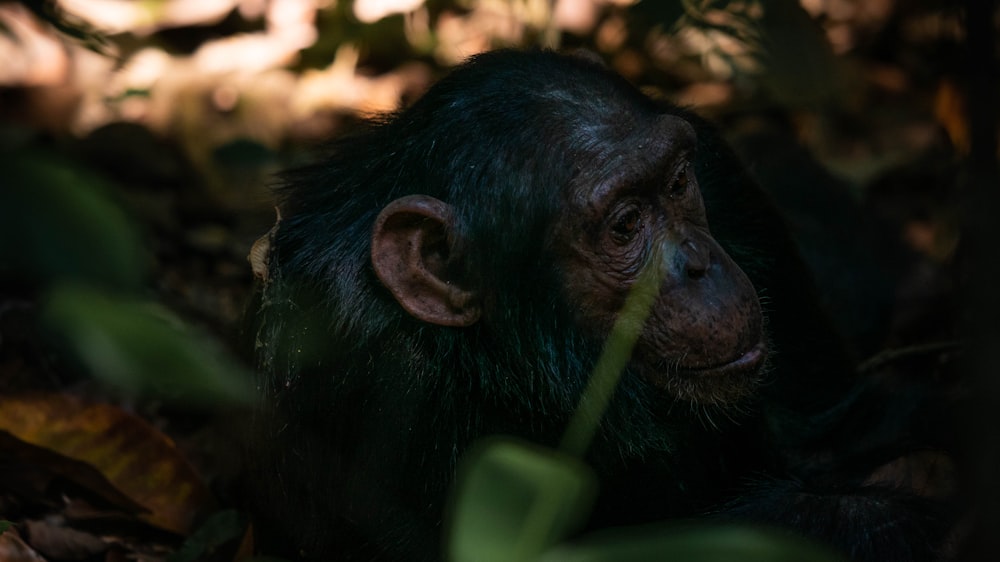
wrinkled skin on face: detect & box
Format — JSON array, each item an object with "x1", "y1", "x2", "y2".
[{"x1": 553, "y1": 114, "x2": 765, "y2": 406}]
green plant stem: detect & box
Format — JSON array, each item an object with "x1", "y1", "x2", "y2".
[{"x1": 559, "y1": 261, "x2": 664, "y2": 457}]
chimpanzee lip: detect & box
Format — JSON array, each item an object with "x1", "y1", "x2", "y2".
[{"x1": 678, "y1": 341, "x2": 767, "y2": 377}]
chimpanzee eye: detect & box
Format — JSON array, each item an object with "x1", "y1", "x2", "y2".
[
  {"x1": 668, "y1": 162, "x2": 691, "y2": 197},
  {"x1": 611, "y1": 208, "x2": 643, "y2": 243}
]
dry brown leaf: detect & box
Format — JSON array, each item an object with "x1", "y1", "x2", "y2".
[
  {"x1": 231, "y1": 522, "x2": 255, "y2": 562},
  {"x1": 24, "y1": 517, "x2": 107, "y2": 560},
  {"x1": 0, "y1": 394, "x2": 217, "y2": 535},
  {"x1": 0, "y1": 527, "x2": 47, "y2": 562},
  {"x1": 0, "y1": 430, "x2": 146, "y2": 514},
  {"x1": 934, "y1": 79, "x2": 969, "y2": 155}
]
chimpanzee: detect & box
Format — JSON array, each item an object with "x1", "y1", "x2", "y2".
[{"x1": 248, "y1": 49, "x2": 952, "y2": 561}]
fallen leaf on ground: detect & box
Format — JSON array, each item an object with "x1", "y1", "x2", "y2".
[{"x1": 0, "y1": 393, "x2": 217, "y2": 535}]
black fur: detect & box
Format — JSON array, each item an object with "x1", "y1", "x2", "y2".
[{"x1": 250, "y1": 49, "x2": 950, "y2": 561}]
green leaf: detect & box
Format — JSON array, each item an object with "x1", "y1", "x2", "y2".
[
  {"x1": 543, "y1": 524, "x2": 846, "y2": 562},
  {"x1": 0, "y1": 520, "x2": 11, "y2": 535},
  {"x1": 0, "y1": 149, "x2": 145, "y2": 291},
  {"x1": 167, "y1": 509, "x2": 246, "y2": 562},
  {"x1": 560, "y1": 253, "x2": 665, "y2": 456},
  {"x1": 447, "y1": 438, "x2": 597, "y2": 562},
  {"x1": 41, "y1": 283, "x2": 253, "y2": 406}
]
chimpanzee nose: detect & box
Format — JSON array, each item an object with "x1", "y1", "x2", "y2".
[{"x1": 682, "y1": 240, "x2": 710, "y2": 279}]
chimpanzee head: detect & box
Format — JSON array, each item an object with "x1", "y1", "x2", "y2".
[
  {"x1": 365, "y1": 53, "x2": 765, "y2": 408},
  {"x1": 251, "y1": 48, "x2": 787, "y2": 560},
  {"x1": 256, "y1": 49, "x2": 771, "y2": 468}
]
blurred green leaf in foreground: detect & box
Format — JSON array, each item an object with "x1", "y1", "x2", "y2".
[{"x1": 1, "y1": 148, "x2": 251, "y2": 406}]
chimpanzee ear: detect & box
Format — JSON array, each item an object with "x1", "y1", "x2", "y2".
[{"x1": 371, "y1": 195, "x2": 482, "y2": 327}]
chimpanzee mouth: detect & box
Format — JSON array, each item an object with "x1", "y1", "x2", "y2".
[
  {"x1": 676, "y1": 341, "x2": 767, "y2": 378},
  {"x1": 639, "y1": 340, "x2": 768, "y2": 406}
]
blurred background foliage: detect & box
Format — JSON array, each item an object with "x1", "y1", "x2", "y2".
[
  {"x1": 0, "y1": 0, "x2": 990, "y2": 560},
  {"x1": 0, "y1": 0, "x2": 972, "y2": 408}
]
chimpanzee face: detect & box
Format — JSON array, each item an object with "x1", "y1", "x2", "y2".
[
  {"x1": 369, "y1": 68, "x2": 766, "y2": 408},
  {"x1": 552, "y1": 114, "x2": 766, "y2": 406}
]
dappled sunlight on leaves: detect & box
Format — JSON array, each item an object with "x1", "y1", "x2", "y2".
[
  {"x1": 434, "y1": 3, "x2": 532, "y2": 64},
  {"x1": 293, "y1": 44, "x2": 432, "y2": 117},
  {"x1": 355, "y1": 0, "x2": 424, "y2": 23},
  {"x1": 57, "y1": 0, "x2": 241, "y2": 35},
  {"x1": 0, "y1": 4, "x2": 70, "y2": 86}
]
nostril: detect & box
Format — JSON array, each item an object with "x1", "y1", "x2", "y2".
[{"x1": 684, "y1": 240, "x2": 710, "y2": 279}]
